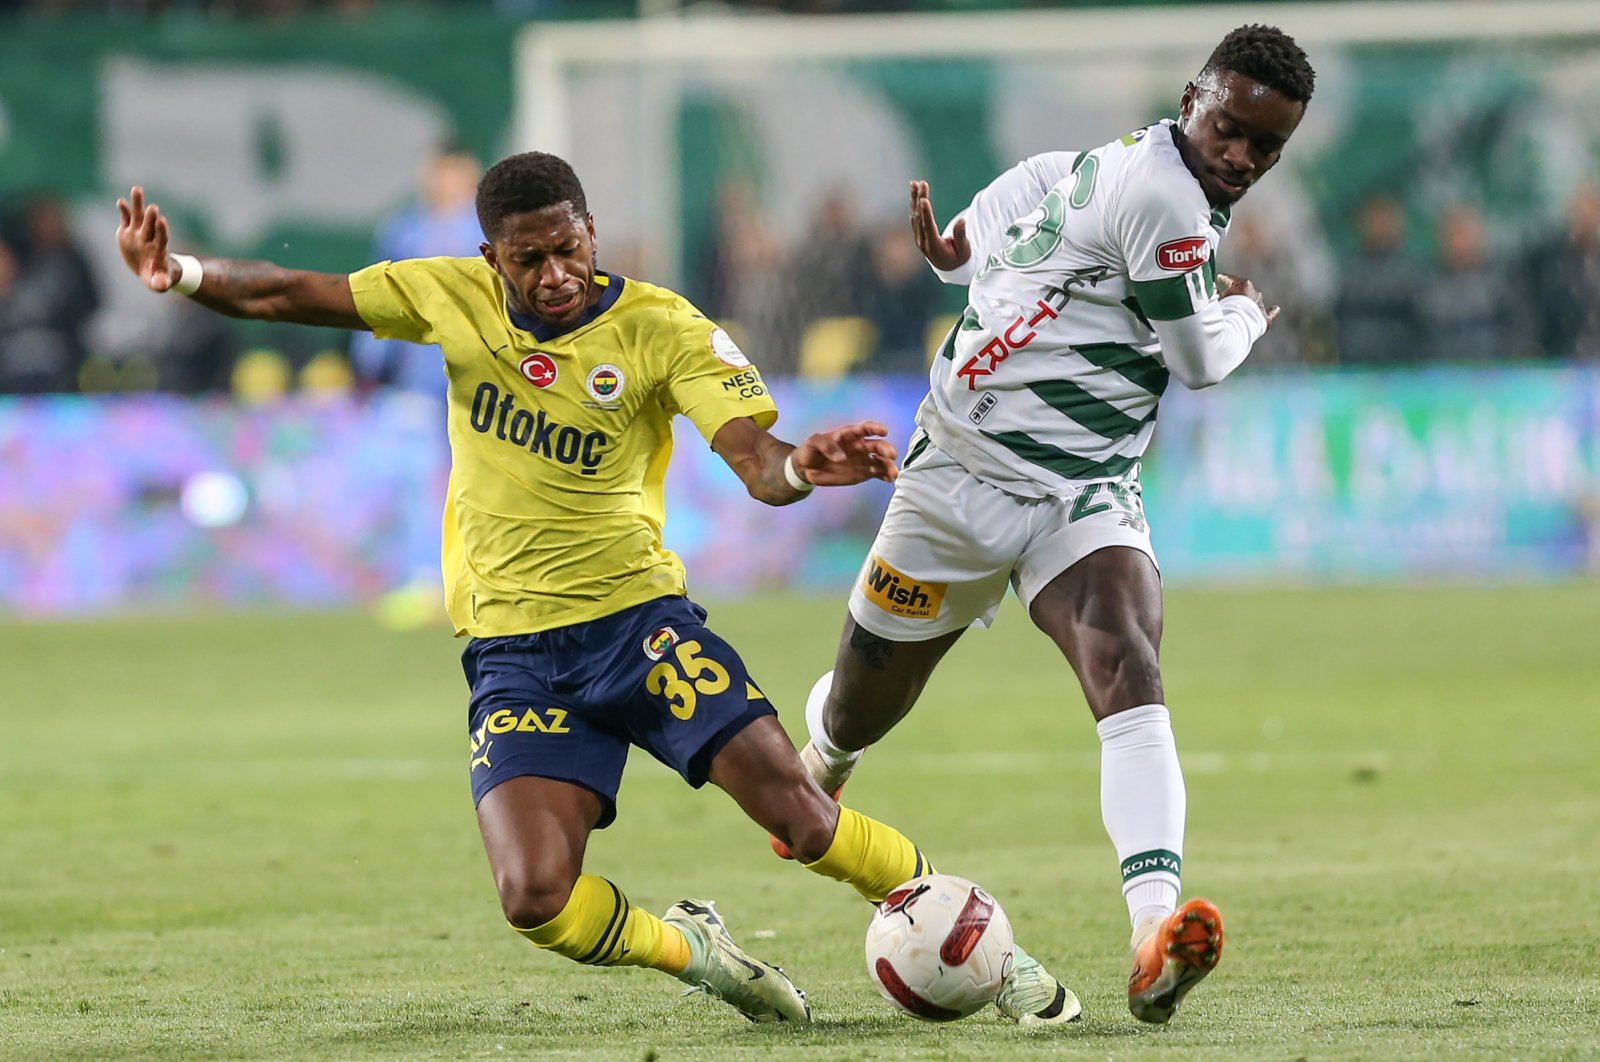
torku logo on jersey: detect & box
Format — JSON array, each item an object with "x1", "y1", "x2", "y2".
[
  {"x1": 1155, "y1": 237, "x2": 1209, "y2": 271},
  {"x1": 468, "y1": 381, "x2": 610, "y2": 476}
]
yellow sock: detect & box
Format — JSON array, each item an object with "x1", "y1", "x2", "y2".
[
  {"x1": 511, "y1": 873, "x2": 690, "y2": 974},
  {"x1": 803, "y1": 805, "x2": 936, "y2": 904}
]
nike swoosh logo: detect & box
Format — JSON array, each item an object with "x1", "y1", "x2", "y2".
[
  {"x1": 727, "y1": 950, "x2": 765, "y2": 980},
  {"x1": 480, "y1": 336, "x2": 508, "y2": 357}
]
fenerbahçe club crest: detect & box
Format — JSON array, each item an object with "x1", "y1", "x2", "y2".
[
  {"x1": 643, "y1": 626, "x2": 679, "y2": 661},
  {"x1": 585, "y1": 363, "x2": 625, "y2": 404}
]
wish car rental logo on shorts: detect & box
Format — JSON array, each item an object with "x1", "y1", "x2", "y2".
[
  {"x1": 585, "y1": 363, "x2": 625, "y2": 403},
  {"x1": 519, "y1": 353, "x2": 558, "y2": 388},
  {"x1": 1156, "y1": 237, "x2": 1209, "y2": 271},
  {"x1": 861, "y1": 554, "x2": 946, "y2": 619},
  {"x1": 643, "y1": 626, "x2": 680, "y2": 660}
]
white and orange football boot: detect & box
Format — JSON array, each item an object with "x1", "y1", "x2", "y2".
[{"x1": 1127, "y1": 898, "x2": 1224, "y2": 1023}]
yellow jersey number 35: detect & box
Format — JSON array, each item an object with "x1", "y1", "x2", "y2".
[{"x1": 645, "y1": 640, "x2": 731, "y2": 720}]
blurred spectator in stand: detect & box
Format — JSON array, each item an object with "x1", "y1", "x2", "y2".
[
  {"x1": 854, "y1": 222, "x2": 940, "y2": 375},
  {"x1": 1333, "y1": 194, "x2": 1423, "y2": 366},
  {"x1": 0, "y1": 237, "x2": 65, "y2": 393},
  {"x1": 348, "y1": 144, "x2": 481, "y2": 400},
  {"x1": 693, "y1": 178, "x2": 748, "y2": 321},
  {"x1": 1221, "y1": 211, "x2": 1332, "y2": 369},
  {"x1": 699, "y1": 178, "x2": 795, "y2": 375},
  {"x1": 346, "y1": 143, "x2": 482, "y2": 629},
  {"x1": 1418, "y1": 203, "x2": 1530, "y2": 364},
  {"x1": 0, "y1": 195, "x2": 100, "y2": 394},
  {"x1": 1525, "y1": 182, "x2": 1600, "y2": 362},
  {"x1": 786, "y1": 187, "x2": 871, "y2": 323}
]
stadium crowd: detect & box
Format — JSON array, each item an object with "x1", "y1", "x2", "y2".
[{"x1": 3, "y1": 175, "x2": 1598, "y2": 398}]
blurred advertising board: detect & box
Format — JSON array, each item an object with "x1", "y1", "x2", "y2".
[
  {"x1": 1, "y1": 367, "x2": 1597, "y2": 617},
  {"x1": 1144, "y1": 368, "x2": 1600, "y2": 580}
]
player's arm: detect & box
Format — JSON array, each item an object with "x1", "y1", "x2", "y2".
[
  {"x1": 115, "y1": 186, "x2": 367, "y2": 329},
  {"x1": 911, "y1": 152, "x2": 1080, "y2": 285},
  {"x1": 1150, "y1": 274, "x2": 1277, "y2": 389},
  {"x1": 1115, "y1": 176, "x2": 1275, "y2": 390},
  {"x1": 711, "y1": 416, "x2": 898, "y2": 507}
]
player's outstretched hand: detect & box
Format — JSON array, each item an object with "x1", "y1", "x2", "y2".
[
  {"x1": 791, "y1": 421, "x2": 899, "y2": 487},
  {"x1": 115, "y1": 186, "x2": 177, "y2": 293},
  {"x1": 1216, "y1": 273, "x2": 1280, "y2": 327},
  {"x1": 910, "y1": 180, "x2": 970, "y2": 272}
]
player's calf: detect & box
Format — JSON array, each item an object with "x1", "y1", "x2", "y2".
[{"x1": 771, "y1": 672, "x2": 863, "y2": 860}]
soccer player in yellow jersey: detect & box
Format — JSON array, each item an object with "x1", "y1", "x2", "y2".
[{"x1": 112, "y1": 152, "x2": 1076, "y2": 1027}]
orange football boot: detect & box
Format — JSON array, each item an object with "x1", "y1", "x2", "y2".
[{"x1": 1127, "y1": 897, "x2": 1224, "y2": 1023}]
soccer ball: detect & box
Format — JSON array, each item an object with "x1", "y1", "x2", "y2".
[{"x1": 864, "y1": 873, "x2": 1015, "y2": 1021}]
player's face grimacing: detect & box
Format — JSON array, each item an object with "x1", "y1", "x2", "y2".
[
  {"x1": 1176, "y1": 70, "x2": 1305, "y2": 208},
  {"x1": 480, "y1": 203, "x2": 601, "y2": 329}
]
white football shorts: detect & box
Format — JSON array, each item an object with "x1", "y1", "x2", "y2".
[{"x1": 847, "y1": 436, "x2": 1158, "y2": 642}]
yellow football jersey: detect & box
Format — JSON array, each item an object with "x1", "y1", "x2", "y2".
[{"x1": 349, "y1": 257, "x2": 778, "y2": 638}]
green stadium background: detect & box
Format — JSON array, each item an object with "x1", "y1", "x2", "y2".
[{"x1": 1, "y1": 1, "x2": 1598, "y2": 615}]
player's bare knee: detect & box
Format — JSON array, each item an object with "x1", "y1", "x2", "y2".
[
  {"x1": 1080, "y1": 644, "x2": 1162, "y2": 716},
  {"x1": 497, "y1": 870, "x2": 576, "y2": 930}
]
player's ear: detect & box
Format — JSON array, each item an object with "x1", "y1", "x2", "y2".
[
  {"x1": 1179, "y1": 81, "x2": 1198, "y2": 125},
  {"x1": 480, "y1": 242, "x2": 499, "y2": 270}
]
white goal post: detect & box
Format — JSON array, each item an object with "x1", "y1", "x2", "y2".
[{"x1": 515, "y1": 0, "x2": 1600, "y2": 289}]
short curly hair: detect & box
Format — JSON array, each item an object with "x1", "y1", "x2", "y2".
[
  {"x1": 1201, "y1": 24, "x2": 1316, "y2": 104},
  {"x1": 475, "y1": 152, "x2": 588, "y2": 241}
]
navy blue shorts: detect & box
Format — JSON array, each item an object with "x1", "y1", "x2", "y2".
[{"x1": 462, "y1": 596, "x2": 776, "y2": 828}]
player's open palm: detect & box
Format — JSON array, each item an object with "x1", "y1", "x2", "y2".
[
  {"x1": 115, "y1": 186, "x2": 177, "y2": 293},
  {"x1": 910, "y1": 180, "x2": 970, "y2": 272},
  {"x1": 793, "y1": 421, "x2": 899, "y2": 486}
]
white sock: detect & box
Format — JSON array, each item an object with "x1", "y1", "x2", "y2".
[
  {"x1": 1098, "y1": 703, "x2": 1185, "y2": 930},
  {"x1": 805, "y1": 670, "x2": 863, "y2": 769}
]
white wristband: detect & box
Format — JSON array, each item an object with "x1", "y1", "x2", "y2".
[
  {"x1": 170, "y1": 253, "x2": 203, "y2": 296},
  {"x1": 783, "y1": 452, "x2": 814, "y2": 493}
]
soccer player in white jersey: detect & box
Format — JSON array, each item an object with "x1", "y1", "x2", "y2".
[{"x1": 774, "y1": 25, "x2": 1316, "y2": 1024}]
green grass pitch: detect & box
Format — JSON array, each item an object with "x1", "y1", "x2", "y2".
[{"x1": 3, "y1": 584, "x2": 1598, "y2": 1059}]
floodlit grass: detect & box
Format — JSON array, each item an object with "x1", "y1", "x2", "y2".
[{"x1": 3, "y1": 585, "x2": 1598, "y2": 1059}]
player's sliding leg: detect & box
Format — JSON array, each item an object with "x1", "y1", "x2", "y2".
[
  {"x1": 768, "y1": 671, "x2": 857, "y2": 859},
  {"x1": 477, "y1": 776, "x2": 810, "y2": 1024},
  {"x1": 718, "y1": 716, "x2": 1081, "y2": 1026},
  {"x1": 1028, "y1": 545, "x2": 1223, "y2": 1024},
  {"x1": 715, "y1": 716, "x2": 934, "y2": 901},
  {"x1": 772, "y1": 619, "x2": 965, "y2": 859}
]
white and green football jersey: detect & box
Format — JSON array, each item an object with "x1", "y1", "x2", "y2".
[{"x1": 918, "y1": 119, "x2": 1267, "y2": 497}]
